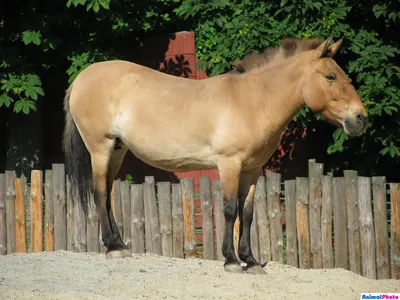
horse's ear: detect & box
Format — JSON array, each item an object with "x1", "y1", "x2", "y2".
[
  {"x1": 326, "y1": 37, "x2": 343, "y2": 58},
  {"x1": 314, "y1": 36, "x2": 343, "y2": 58}
]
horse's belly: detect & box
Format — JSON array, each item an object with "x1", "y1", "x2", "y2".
[{"x1": 124, "y1": 138, "x2": 218, "y2": 172}]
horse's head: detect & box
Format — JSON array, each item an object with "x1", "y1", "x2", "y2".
[{"x1": 301, "y1": 37, "x2": 368, "y2": 136}]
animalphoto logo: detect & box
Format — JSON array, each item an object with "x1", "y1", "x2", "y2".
[{"x1": 360, "y1": 294, "x2": 400, "y2": 299}]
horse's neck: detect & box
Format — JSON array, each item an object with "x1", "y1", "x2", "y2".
[{"x1": 246, "y1": 58, "x2": 307, "y2": 135}]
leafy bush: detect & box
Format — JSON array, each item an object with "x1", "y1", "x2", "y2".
[{"x1": 175, "y1": 0, "x2": 400, "y2": 173}]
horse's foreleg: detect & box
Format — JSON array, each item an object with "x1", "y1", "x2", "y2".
[
  {"x1": 238, "y1": 169, "x2": 267, "y2": 274},
  {"x1": 218, "y1": 159, "x2": 243, "y2": 273},
  {"x1": 91, "y1": 142, "x2": 129, "y2": 259}
]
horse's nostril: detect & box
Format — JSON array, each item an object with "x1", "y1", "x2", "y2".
[{"x1": 356, "y1": 114, "x2": 367, "y2": 125}]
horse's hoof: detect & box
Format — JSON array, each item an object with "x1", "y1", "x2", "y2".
[
  {"x1": 121, "y1": 249, "x2": 132, "y2": 258},
  {"x1": 244, "y1": 265, "x2": 267, "y2": 275},
  {"x1": 106, "y1": 249, "x2": 131, "y2": 259},
  {"x1": 224, "y1": 262, "x2": 245, "y2": 274}
]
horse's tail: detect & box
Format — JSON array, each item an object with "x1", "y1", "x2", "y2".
[{"x1": 62, "y1": 83, "x2": 92, "y2": 213}]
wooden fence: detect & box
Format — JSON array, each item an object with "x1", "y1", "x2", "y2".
[{"x1": 0, "y1": 162, "x2": 399, "y2": 280}]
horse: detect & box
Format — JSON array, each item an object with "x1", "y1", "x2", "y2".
[{"x1": 63, "y1": 36, "x2": 368, "y2": 274}]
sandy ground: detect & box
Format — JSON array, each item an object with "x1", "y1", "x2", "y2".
[{"x1": 0, "y1": 251, "x2": 399, "y2": 300}]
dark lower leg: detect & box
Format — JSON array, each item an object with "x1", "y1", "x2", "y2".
[
  {"x1": 238, "y1": 199, "x2": 258, "y2": 266},
  {"x1": 222, "y1": 197, "x2": 239, "y2": 264}
]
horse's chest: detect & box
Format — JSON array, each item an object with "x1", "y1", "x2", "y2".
[{"x1": 242, "y1": 136, "x2": 281, "y2": 169}]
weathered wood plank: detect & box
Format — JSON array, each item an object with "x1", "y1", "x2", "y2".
[
  {"x1": 333, "y1": 177, "x2": 348, "y2": 270},
  {"x1": 86, "y1": 191, "x2": 99, "y2": 253},
  {"x1": 73, "y1": 186, "x2": 86, "y2": 253},
  {"x1": 171, "y1": 183, "x2": 184, "y2": 258},
  {"x1": 200, "y1": 176, "x2": 215, "y2": 260},
  {"x1": 296, "y1": 177, "x2": 311, "y2": 269},
  {"x1": 321, "y1": 175, "x2": 333, "y2": 269},
  {"x1": 44, "y1": 170, "x2": 54, "y2": 252},
  {"x1": 31, "y1": 171, "x2": 43, "y2": 252},
  {"x1": 390, "y1": 183, "x2": 400, "y2": 279},
  {"x1": 266, "y1": 172, "x2": 283, "y2": 262},
  {"x1": 120, "y1": 181, "x2": 131, "y2": 249},
  {"x1": 144, "y1": 176, "x2": 162, "y2": 255},
  {"x1": 5, "y1": 170, "x2": 16, "y2": 254},
  {"x1": 20, "y1": 174, "x2": 31, "y2": 252},
  {"x1": 181, "y1": 178, "x2": 196, "y2": 258},
  {"x1": 66, "y1": 176, "x2": 74, "y2": 251},
  {"x1": 213, "y1": 180, "x2": 224, "y2": 261},
  {"x1": 308, "y1": 162, "x2": 323, "y2": 268},
  {"x1": 344, "y1": 170, "x2": 361, "y2": 275},
  {"x1": 14, "y1": 178, "x2": 26, "y2": 253},
  {"x1": 111, "y1": 180, "x2": 123, "y2": 238},
  {"x1": 285, "y1": 180, "x2": 298, "y2": 267},
  {"x1": 157, "y1": 182, "x2": 173, "y2": 257},
  {"x1": 250, "y1": 196, "x2": 260, "y2": 263},
  {"x1": 0, "y1": 174, "x2": 6, "y2": 255},
  {"x1": 53, "y1": 164, "x2": 66, "y2": 250},
  {"x1": 255, "y1": 176, "x2": 271, "y2": 265},
  {"x1": 131, "y1": 184, "x2": 145, "y2": 254},
  {"x1": 372, "y1": 176, "x2": 390, "y2": 279},
  {"x1": 358, "y1": 176, "x2": 376, "y2": 279}
]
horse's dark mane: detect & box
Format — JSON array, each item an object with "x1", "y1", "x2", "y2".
[{"x1": 232, "y1": 38, "x2": 323, "y2": 73}]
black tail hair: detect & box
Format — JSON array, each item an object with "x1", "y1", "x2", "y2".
[{"x1": 62, "y1": 84, "x2": 92, "y2": 213}]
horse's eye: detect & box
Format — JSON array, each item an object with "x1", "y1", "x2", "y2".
[{"x1": 325, "y1": 75, "x2": 336, "y2": 81}]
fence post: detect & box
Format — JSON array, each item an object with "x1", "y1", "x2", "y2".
[
  {"x1": 358, "y1": 176, "x2": 376, "y2": 279},
  {"x1": 0, "y1": 174, "x2": 5, "y2": 255},
  {"x1": 181, "y1": 178, "x2": 196, "y2": 258},
  {"x1": 53, "y1": 164, "x2": 66, "y2": 250},
  {"x1": 344, "y1": 170, "x2": 362, "y2": 275},
  {"x1": 20, "y1": 174, "x2": 30, "y2": 252},
  {"x1": 390, "y1": 183, "x2": 400, "y2": 279},
  {"x1": 111, "y1": 179, "x2": 123, "y2": 238},
  {"x1": 333, "y1": 177, "x2": 348, "y2": 270},
  {"x1": 44, "y1": 170, "x2": 54, "y2": 252},
  {"x1": 250, "y1": 194, "x2": 260, "y2": 263},
  {"x1": 266, "y1": 171, "x2": 283, "y2": 262},
  {"x1": 200, "y1": 176, "x2": 214, "y2": 260},
  {"x1": 73, "y1": 187, "x2": 86, "y2": 253},
  {"x1": 255, "y1": 176, "x2": 271, "y2": 265},
  {"x1": 284, "y1": 179, "x2": 298, "y2": 267},
  {"x1": 30, "y1": 171, "x2": 43, "y2": 252},
  {"x1": 66, "y1": 176, "x2": 74, "y2": 251},
  {"x1": 296, "y1": 177, "x2": 311, "y2": 269},
  {"x1": 213, "y1": 180, "x2": 224, "y2": 261},
  {"x1": 131, "y1": 184, "x2": 145, "y2": 254},
  {"x1": 372, "y1": 176, "x2": 390, "y2": 279},
  {"x1": 144, "y1": 176, "x2": 162, "y2": 255},
  {"x1": 5, "y1": 170, "x2": 16, "y2": 254},
  {"x1": 308, "y1": 162, "x2": 324, "y2": 269},
  {"x1": 120, "y1": 181, "x2": 131, "y2": 249},
  {"x1": 321, "y1": 175, "x2": 333, "y2": 268},
  {"x1": 14, "y1": 178, "x2": 26, "y2": 253},
  {"x1": 86, "y1": 191, "x2": 99, "y2": 253},
  {"x1": 157, "y1": 182, "x2": 173, "y2": 257},
  {"x1": 171, "y1": 183, "x2": 184, "y2": 258}
]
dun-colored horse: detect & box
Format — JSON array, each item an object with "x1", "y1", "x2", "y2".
[{"x1": 63, "y1": 36, "x2": 367, "y2": 274}]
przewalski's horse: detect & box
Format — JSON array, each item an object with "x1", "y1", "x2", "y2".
[{"x1": 63, "y1": 36, "x2": 367, "y2": 274}]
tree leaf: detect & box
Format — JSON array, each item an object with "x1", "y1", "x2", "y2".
[{"x1": 22, "y1": 30, "x2": 42, "y2": 46}]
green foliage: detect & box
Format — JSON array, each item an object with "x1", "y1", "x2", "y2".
[
  {"x1": 125, "y1": 174, "x2": 135, "y2": 185},
  {"x1": 0, "y1": 74, "x2": 44, "y2": 114},
  {"x1": 176, "y1": 0, "x2": 400, "y2": 173}
]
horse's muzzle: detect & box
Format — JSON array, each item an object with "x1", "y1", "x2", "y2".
[{"x1": 344, "y1": 113, "x2": 368, "y2": 136}]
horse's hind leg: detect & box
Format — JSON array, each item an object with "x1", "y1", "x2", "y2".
[
  {"x1": 238, "y1": 169, "x2": 267, "y2": 274},
  {"x1": 218, "y1": 158, "x2": 244, "y2": 273},
  {"x1": 105, "y1": 139, "x2": 129, "y2": 257},
  {"x1": 90, "y1": 138, "x2": 129, "y2": 258}
]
